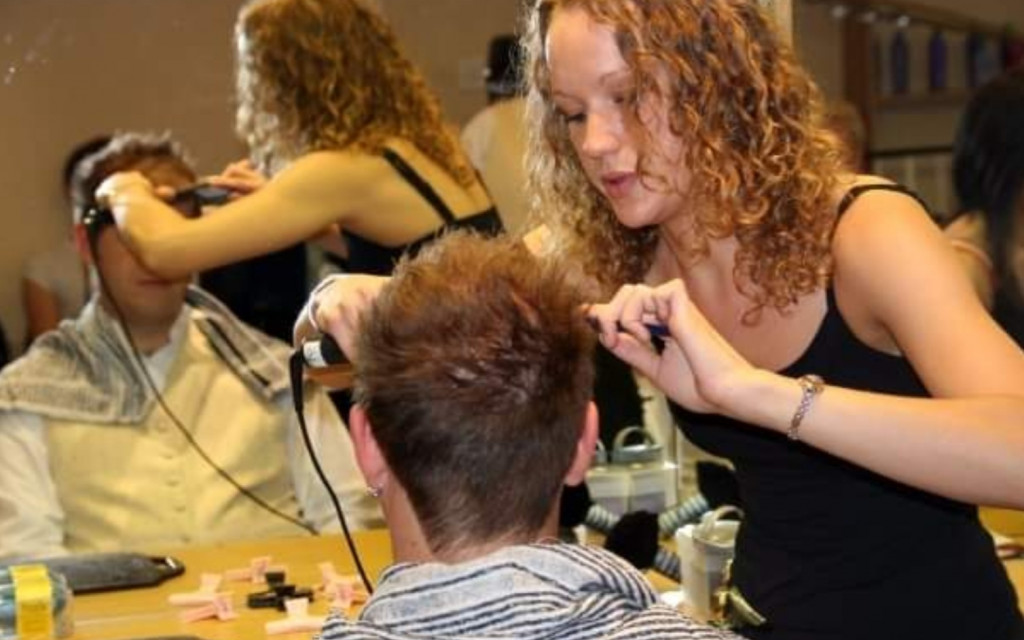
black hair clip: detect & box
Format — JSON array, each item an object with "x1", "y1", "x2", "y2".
[{"x1": 82, "y1": 206, "x2": 114, "y2": 232}]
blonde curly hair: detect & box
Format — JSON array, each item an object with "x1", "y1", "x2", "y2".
[
  {"x1": 235, "y1": 0, "x2": 475, "y2": 185},
  {"x1": 524, "y1": 0, "x2": 844, "y2": 313}
]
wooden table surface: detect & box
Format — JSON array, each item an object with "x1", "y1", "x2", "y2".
[
  {"x1": 68, "y1": 510, "x2": 1024, "y2": 639},
  {"x1": 982, "y1": 508, "x2": 1024, "y2": 611},
  {"x1": 70, "y1": 530, "x2": 392, "y2": 640}
]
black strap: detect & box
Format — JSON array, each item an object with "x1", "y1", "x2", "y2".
[
  {"x1": 381, "y1": 148, "x2": 457, "y2": 224},
  {"x1": 836, "y1": 183, "x2": 931, "y2": 216}
]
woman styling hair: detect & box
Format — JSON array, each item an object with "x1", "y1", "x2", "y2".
[
  {"x1": 95, "y1": 0, "x2": 502, "y2": 279},
  {"x1": 302, "y1": 1, "x2": 1024, "y2": 639},
  {"x1": 550, "y1": 1, "x2": 1023, "y2": 638}
]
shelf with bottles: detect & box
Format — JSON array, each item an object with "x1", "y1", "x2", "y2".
[
  {"x1": 867, "y1": 22, "x2": 1016, "y2": 112},
  {"x1": 872, "y1": 89, "x2": 969, "y2": 110}
]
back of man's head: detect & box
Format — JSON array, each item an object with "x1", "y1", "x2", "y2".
[
  {"x1": 353, "y1": 232, "x2": 595, "y2": 554},
  {"x1": 69, "y1": 132, "x2": 196, "y2": 224}
]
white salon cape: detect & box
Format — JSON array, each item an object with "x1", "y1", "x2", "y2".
[{"x1": 0, "y1": 307, "x2": 379, "y2": 560}]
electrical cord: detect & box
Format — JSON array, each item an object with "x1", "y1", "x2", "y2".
[
  {"x1": 86, "y1": 220, "x2": 317, "y2": 536},
  {"x1": 288, "y1": 352, "x2": 374, "y2": 594}
]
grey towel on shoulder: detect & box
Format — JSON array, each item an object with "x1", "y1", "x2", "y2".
[
  {"x1": 320, "y1": 543, "x2": 741, "y2": 640},
  {"x1": 0, "y1": 286, "x2": 291, "y2": 424}
]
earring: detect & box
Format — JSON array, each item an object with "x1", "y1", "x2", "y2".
[{"x1": 367, "y1": 485, "x2": 383, "y2": 499}]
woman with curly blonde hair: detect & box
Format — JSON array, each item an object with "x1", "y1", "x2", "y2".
[
  {"x1": 303, "y1": 0, "x2": 1023, "y2": 638},
  {"x1": 95, "y1": 0, "x2": 501, "y2": 279},
  {"x1": 557, "y1": 1, "x2": 1024, "y2": 639}
]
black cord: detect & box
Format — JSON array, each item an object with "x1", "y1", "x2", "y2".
[
  {"x1": 288, "y1": 352, "x2": 374, "y2": 594},
  {"x1": 87, "y1": 228, "x2": 317, "y2": 536}
]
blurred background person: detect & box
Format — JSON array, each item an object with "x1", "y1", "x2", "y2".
[
  {"x1": 21, "y1": 135, "x2": 110, "y2": 346},
  {"x1": 822, "y1": 100, "x2": 868, "y2": 173},
  {"x1": 944, "y1": 68, "x2": 1024, "y2": 346},
  {"x1": 460, "y1": 34, "x2": 531, "y2": 236}
]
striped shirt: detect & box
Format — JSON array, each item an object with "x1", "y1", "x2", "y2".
[{"x1": 320, "y1": 542, "x2": 741, "y2": 639}]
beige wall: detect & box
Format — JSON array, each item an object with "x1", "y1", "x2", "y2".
[{"x1": 0, "y1": 0, "x2": 521, "y2": 353}]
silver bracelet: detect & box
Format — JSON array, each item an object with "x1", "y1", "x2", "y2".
[{"x1": 787, "y1": 374, "x2": 824, "y2": 441}]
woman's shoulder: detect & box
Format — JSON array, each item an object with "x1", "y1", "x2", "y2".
[
  {"x1": 828, "y1": 175, "x2": 984, "y2": 343},
  {"x1": 830, "y1": 174, "x2": 933, "y2": 246},
  {"x1": 285, "y1": 148, "x2": 390, "y2": 178},
  {"x1": 273, "y1": 149, "x2": 399, "y2": 201}
]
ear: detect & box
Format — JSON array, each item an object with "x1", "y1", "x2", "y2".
[
  {"x1": 348, "y1": 405, "x2": 389, "y2": 490},
  {"x1": 564, "y1": 401, "x2": 599, "y2": 486},
  {"x1": 72, "y1": 224, "x2": 95, "y2": 266}
]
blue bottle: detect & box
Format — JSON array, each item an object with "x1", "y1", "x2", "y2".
[
  {"x1": 928, "y1": 29, "x2": 948, "y2": 92},
  {"x1": 890, "y1": 29, "x2": 910, "y2": 95},
  {"x1": 966, "y1": 32, "x2": 983, "y2": 88}
]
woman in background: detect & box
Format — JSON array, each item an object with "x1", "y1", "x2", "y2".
[
  {"x1": 944, "y1": 67, "x2": 1024, "y2": 345},
  {"x1": 22, "y1": 136, "x2": 110, "y2": 344},
  {"x1": 96, "y1": 0, "x2": 501, "y2": 279}
]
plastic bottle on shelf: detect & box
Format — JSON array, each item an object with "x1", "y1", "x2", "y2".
[
  {"x1": 928, "y1": 29, "x2": 948, "y2": 92},
  {"x1": 890, "y1": 29, "x2": 910, "y2": 95},
  {"x1": 967, "y1": 32, "x2": 1000, "y2": 89}
]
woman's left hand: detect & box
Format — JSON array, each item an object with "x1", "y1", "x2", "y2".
[
  {"x1": 587, "y1": 279, "x2": 757, "y2": 415},
  {"x1": 95, "y1": 171, "x2": 160, "y2": 210}
]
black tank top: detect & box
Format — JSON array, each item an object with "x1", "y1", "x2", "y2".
[
  {"x1": 341, "y1": 149, "x2": 504, "y2": 276},
  {"x1": 674, "y1": 184, "x2": 1023, "y2": 640}
]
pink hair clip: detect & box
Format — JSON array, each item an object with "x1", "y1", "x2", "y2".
[
  {"x1": 179, "y1": 592, "x2": 238, "y2": 623},
  {"x1": 222, "y1": 555, "x2": 286, "y2": 583},
  {"x1": 264, "y1": 597, "x2": 326, "y2": 635},
  {"x1": 168, "y1": 573, "x2": 229, "y2": 606},
  {"x1": 316, "y1": 562, "x2": 368, "y2": 610}
]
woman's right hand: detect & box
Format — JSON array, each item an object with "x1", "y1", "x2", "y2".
[
  {"x1": 294, "y1": 274, "x2": 391, "y2": 359},
  {"x1": 205, "y1": 159, "x2": 266, "y2": 197},
  {"x1": 587, "y1": 279, "x2": 758, "y2": 416}
]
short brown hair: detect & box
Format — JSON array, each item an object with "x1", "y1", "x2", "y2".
[
  {"x1": 353, "y1": 232, "x2": 595, "y2": 554},
  {"x1": 70, "y1": 131, "x2": 196, "y2": 223}
]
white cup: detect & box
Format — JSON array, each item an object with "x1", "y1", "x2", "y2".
[{"x1": 675, "y1": 506, "x2": 742, "y2": 620}]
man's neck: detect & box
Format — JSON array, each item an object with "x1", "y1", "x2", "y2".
[
  {"x1": 387, "y1": 492, "x2": 561, "y2": 566},
  {"x1": 98, "y1": 299, "x2": 176, "y2": 356}
]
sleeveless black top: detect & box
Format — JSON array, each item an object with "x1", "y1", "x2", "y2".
[
  {"x1": 341, "y1": 149, "x2": 504, "y2": 276},
  {"x1": 993, "y1": 286, "x2": 1024, "y2": 348},
  {"x1": 673, "y1": 185, "x2": 1023, "y2": 640}
]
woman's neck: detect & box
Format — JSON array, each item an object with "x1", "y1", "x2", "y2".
[{"x1": 652, "y1": 227, "x2": 739, "y2": 292}]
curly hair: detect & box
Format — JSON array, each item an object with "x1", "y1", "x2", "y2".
[
  {"x1": 524, "y1": 0, "x2": 843, "y2": 314},
  {"x1": 235, "y1": 0, "x2": 475, "y2": 185},
  {"x1": 353, "y1": 232, "x2": 595, "y2": 553}
]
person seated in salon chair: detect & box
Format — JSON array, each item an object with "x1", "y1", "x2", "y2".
[
  {"x1": 0, "y1": 132, "x2": 378, "y2": 560},
  {"x1": 317, "y1": 231, "x2": 740, "y2": 640}
]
